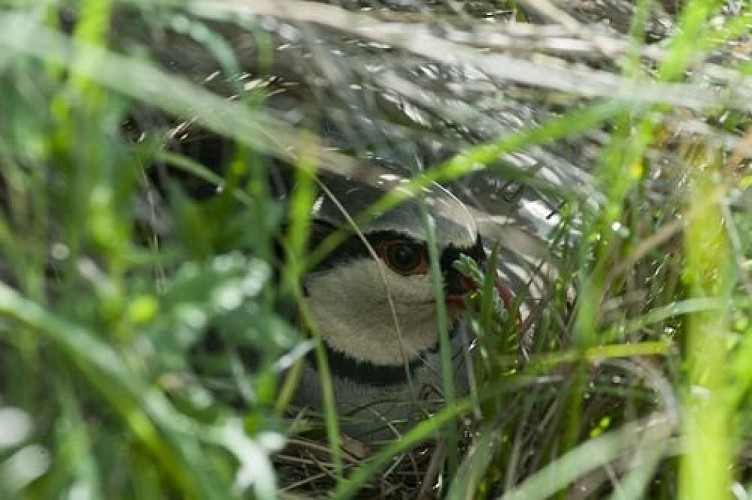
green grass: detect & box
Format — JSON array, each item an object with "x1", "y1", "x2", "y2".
[{"x1": 1, "y1": 0, "x2": 751, "y2": 498}]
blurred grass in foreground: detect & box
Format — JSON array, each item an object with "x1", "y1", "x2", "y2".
[{"x1": 0, "y1": 0, "x2": 751, "y2": 498}]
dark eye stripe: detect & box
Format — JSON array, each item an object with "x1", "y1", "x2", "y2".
[
  {"x1": 439, "y1": 234, "x2": 485, "y2": 270},
  {"x1": 310, "y1": 223, "x2": 484, "y2": 278}
]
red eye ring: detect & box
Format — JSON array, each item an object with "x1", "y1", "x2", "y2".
[{"x1": 376, "y1": 240, "x2": 429, "y2": 276}]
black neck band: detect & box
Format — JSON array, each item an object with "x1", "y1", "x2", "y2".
[{"x1": 308, "y1": 343, "x2": 424, "y2": 387}]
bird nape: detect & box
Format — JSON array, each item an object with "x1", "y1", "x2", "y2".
[{"x1": 291, "y1": 172, "x2": 517, "y2": 442}]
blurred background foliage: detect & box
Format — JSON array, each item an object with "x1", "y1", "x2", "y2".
[{"x1": 0, "y1": 0, "x2": 751, "y2": 498}]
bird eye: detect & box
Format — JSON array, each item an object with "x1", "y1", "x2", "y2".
[{"x1": 378, "y1": 240, "x2": 428, "y2": 276}]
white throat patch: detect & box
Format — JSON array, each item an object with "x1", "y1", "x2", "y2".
[{"x1": 304, "y1": 258, "x2": 445, "y2": 366}]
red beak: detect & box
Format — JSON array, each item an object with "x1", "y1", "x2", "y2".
[
  {"x1": 495, "y1": 281, "x2": 515, "y2": 313},
  {"x1": 445, "y1": 272, "x2": 519, "y2": 324}
]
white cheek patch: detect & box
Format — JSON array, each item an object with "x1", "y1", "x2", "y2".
[{"x1": 304, "y1": 258, "x2": 442, "y2": 365}]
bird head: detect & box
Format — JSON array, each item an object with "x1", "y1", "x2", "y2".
[{"x1": 303, "y1": 173, "x2": 515, "y2": 371}]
